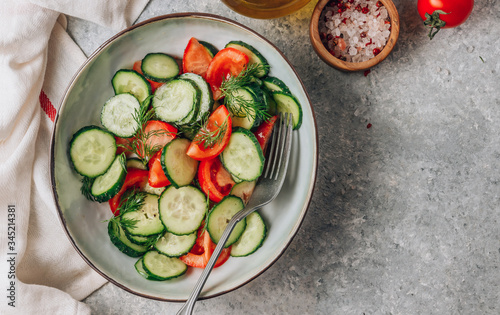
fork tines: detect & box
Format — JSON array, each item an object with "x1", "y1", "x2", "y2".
[{"x1": 264, "y1": 112, "x2": 293, "y2": 180}]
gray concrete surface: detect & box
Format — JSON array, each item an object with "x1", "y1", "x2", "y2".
[{"x1": 68, "y1": 0, "x2": 500, "y2": 314}]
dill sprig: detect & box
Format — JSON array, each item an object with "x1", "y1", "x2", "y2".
[
  {"x1": 105, "y1": 189, "x2": 147, "y2": 231},
  {"x1": 80, "y1": 177, "x2": 96, "y2": 202},
  {"x1": 192, "y1": 112, "x2": 230, "y2": 149},
  {"x1": 117, "y1": 96, "x2": 176, "y2": 164},
  {"x1": 220, "y1": 63, "x2": 271, "y2": 122}
]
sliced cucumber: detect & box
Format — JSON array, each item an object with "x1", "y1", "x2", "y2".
[
  {"x1": 161, "y1": 138, "x2": 198, "y2": 188},
  {"x1": 111, "y1": 69, "x2": 151, "y2": 103},
  {"x1": 91, "y1": 154, "x2": 126, "y2": 202},
  {"x1": 154, "y1": 231, "x2": 197, "y2": 257},
  {"x1": 229, "y1": 87, "x2": 257, "y2": 130},
  {"x1": 220, "y1": 128, "x2": 264, "y2": 181},
  {"x1": 135, "y1": 257, "x2": 163, "y2": 281},
  {"x1": 272, "y1": 92, "x2": 303, "y2": 130},
  {"x1": 159, "y1": 185, "x2": 207, "y2": 235},
  {"x1": 142, "y1": 250, "x2": 187, "y2": 280},
  {"x1": 122, "y1": 194, "x2": 165, "y2": 237},
  {"x1": 141, "y1": 53, "x2": 179, "y2": 82},
  {"x1": 153, "y1": 79, "x2": 200, "y2": 123},
  {"x1": 262, "y1": 87, "x2": 277, "y2": 115},
  {"x1": 179, "y1": 73, "x2": 213, "y2": 123},
  {"x1": 126, "y1": 157, "x2": 147, "y2": 170},
  {"x1": 174, "y1": 79, "x2": 200, "y2": 126},
  {"x1": 101, "y1": 93, "x2": 141, "y2": 138},
  {"x1": 231, "y1": 211, "x2": 266, "y2": 257},
  {"x1": 199, "y1": 40, "x2": 219, "y2": 57},
  {"x1": 69, "y1": 126, "x2": 117, "y2": 178},
  {"x1": 108, "y1": 220, "x2": 148, "y2": 257},
  {"x1": 226, "y1": 41, "x2": 269, "y2": 77},
  {"x1": 207, "y1": 196, "x2": 246, "y2": 247},
  {"x1": 230, "y1": 180, "x2": 256, "y2": 205},
  {"x1": 143, "y1": 182, "x2": 165, "y2": 196},
  {"x1": 263, "y1": 76, "x2": 291, "y2": 94},
  {"x1": 126, "y1": 232, "x2": 159, "y2": 246}
]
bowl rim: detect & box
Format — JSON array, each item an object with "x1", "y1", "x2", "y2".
[
  {"x1": 50, "y1": 12, "x2": 318, "y2": 302},
  {"x1": 309, "y1": 0, "x2": 400, "y2": 71}
]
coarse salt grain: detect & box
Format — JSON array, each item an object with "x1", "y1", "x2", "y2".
[{"x1": 319, "y1": 0, "x2": 391, "y2": 62}]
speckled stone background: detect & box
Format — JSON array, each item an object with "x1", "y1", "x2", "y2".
[{"x1": 68, "y1": 0, "x2": 500, "y2": 314}]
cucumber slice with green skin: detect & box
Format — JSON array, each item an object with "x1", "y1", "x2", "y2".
[
  {"x1": 141, "y1": 53, "x2": 179, "y2": 83},
  {"x1": 231, "y1": 211, "x2": 266, "y2": 257},
  {"x1": 101, "y1": 93, "x2": 141, "y2": 138},
  {"x1": 174, "y1": 79, "x2": 200, "y2": 126},
  {"x1": 153, "y1": 79, "x2": 200, "y2": 123},
  {"x1": 199, "y1": 40, "x2": 219, "y2": 57},
  {"x1": 230, "y1": 180, "x2": 256, "y2": 205},
  {"x1": 272, "y1": 92, "x2": 303, "y2": 130},
  {"x1": 126, "y1": 232, "x2": 159, "y2": 246},
  {"x1": 229, "y1": 87, "x2": 257, "y2": 130},
  {"x1": 262, "y1": 86, "x2": 277, "y2": 115},
  {"x1": 178, "y1": 73, "x2": 213, "y2": 123},
  {"x1": 108, "y1": 220, "x2": 148, "y2": 257},
  {"x1": 159, "y1": 185, "x2": 207, "y2": 235},
  {"x1": 91, "y1": 154, "x2": 126, "y2": 202},
  {"x1": 111, "y1": 69, "x2": 151, "y2": 103},
  {"x1": 69, "y1": 126, "x2": 117, "y2": 178},
  {"x1": 220, "y1": 128, "x2": 264, "y2": 181},
  {"x1": 161, "y1": 138, "x2": 198, "y2": 188},
  {"x1": 122, "y1": 194, "x2": 165, "y2": 236},
  {"x1": 262, "y1": 76, "x2": 291, "y2": 94},
  {"x1": 154, "y1": 231, "x2": 197, "y2": 257},
  {"x1": 225, "y1": 41, "x2": 269, "y2": 78},
  {"x1": 207, "y1": 195, "x2": 246, "y2": 247},
  {"x1": 126, "y1": 157, "x2": 147, "y2": 170},
  {"x1": 142, "y1": 250, "x2": 187, "y2": 280},
  {"x1": 135, "y1": 257, "x2": 163, "y2": 281}
]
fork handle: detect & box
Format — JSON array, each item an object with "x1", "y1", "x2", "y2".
[{"x1": 176, "y1": 215, "x2": 242, "y2": 315}]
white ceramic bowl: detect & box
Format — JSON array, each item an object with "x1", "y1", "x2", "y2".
[{"x1": 51, "y1": 13, "x2": 317, "y2": 301}]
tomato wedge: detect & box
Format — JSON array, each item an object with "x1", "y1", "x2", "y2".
[
  {"x1": 108, "y1": 168, "x2": 149, "y2": 215},
  {"x1": 180, "y1": 229, "x2": 231, "y2": 268},
  {"x1": 182, "y1": 37, "x2": 213, "y2": 79},
  {"x1": 253, "y1": 115, "x2": 278, "y2": 154},
  {"x1": 148, "y1": 150, "x2": 171, "y2": 188},
  {"x1": 133, "y1": 60, "x2": 164, "y2": 93},
  {"x1": 198, "y1": 158, "x2": 235, "y2": 203},
  {"x1": 206, "y1": 47, "x2": 249, "y2": 100},
  {"x1": 186, "y1": 105, "x2": 232, "y2": 161},
  {"x1": 144, "y1": 120, "x2": 177, "y2": 152},
  {"x1": 115, "y1": 136, "x2": 133, "y2": 157}
]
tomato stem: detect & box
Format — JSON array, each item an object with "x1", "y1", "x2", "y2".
[{"x1": 423, "y1": 10, "x2": 449, "y2": 40}]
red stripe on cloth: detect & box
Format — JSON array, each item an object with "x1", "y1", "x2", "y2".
[{"x1": 39, "y1": 90, "x2": 56, "y2": 122}]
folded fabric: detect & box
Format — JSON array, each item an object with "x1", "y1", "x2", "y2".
[{"x1": 0, "y1": 1, "x2": 149, "y2": 314}]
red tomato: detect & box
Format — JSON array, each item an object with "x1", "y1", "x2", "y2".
[
  {"x1": 182, "y1": 37, "x2": 213, "y2": 79},
  {"x1": 108, "y1": 168, "x2": 149, "y2": 215},
  {"x1": 148, "y1": 150, "x2": 171, "y2": 188},
  {"x1": 180, "y1": 229, "x2": 231, "y2": 268},
  {"x1": 198, "y1": 158, "x2": 235, "y2": 203},
  {"x1": 115, "y1": 136, "x2": 133, "y2": 157},
  {"x1": 417, "y1": 0, "x2": 474, "y2": 39},
  {"x1": 143, "y1": 120, "x2": 177, "y2": 153},
  {"x1": 206, "y1": 47, "x2": 249, "y2": 100},
  {"x1": 253, "y1": 115, "x2": 278, "y2": 155},
  {"x1": 186, "y1": 105, "x2": 232, "y2": 161},
  {"x1": 133, "y1": 60, "x2": 164, "y2": 92}
]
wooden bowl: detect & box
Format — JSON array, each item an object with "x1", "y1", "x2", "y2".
[{"x1": 309, "y1": 0, "x2": 400, "y2": 72}]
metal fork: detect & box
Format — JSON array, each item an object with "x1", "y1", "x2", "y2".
[{"x1": 176, "y1": 112, "x2": 294, "y2": 315}]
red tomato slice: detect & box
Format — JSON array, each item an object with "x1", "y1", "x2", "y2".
[
  {"x1": 253, "y1": 115, "x2": 278, "y2": 155},
  {"x1": 186, "y1": 105, "x2": 232, "y2": 161},
  {"x1": 148, "y1": 150, "x2": 171, "y2": 188},
  {"x1": 206, "y1": 47, "x2": 249, "y2": 100},
  {"x1": 180, "y1": 229, "x2": 231, "y2": 268},
  {"x1": 198, "y1": 158, "x2": 235, "y2": 203},
  {"x1": 182, "y1": 37, "x2": 213, "y2": 79},
  {"x1": 133, "y1": 60, "x2": 164, "y2": 93},
  {"x1": 144, "y1": 120, "x2": 177, "y2": 152},
  {"x1": 108, "y1": 168, "x2": 149, "y2": 215}
]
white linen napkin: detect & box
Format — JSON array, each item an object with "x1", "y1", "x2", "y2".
[{"x1": 0, "y1": 1, "x2": 149, "y2": 314}]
